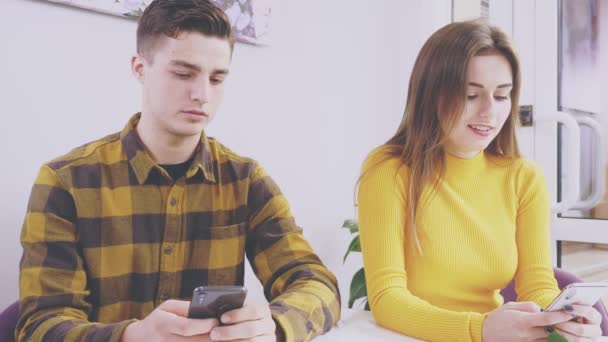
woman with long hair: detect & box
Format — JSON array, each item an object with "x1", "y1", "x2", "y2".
[{"x1": 358, "y1": 19, "x2": 603, "y2": 341}]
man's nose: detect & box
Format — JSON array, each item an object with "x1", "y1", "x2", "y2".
[{"x1": 191, "y1": 80, "x2": 210, "y2": 103}]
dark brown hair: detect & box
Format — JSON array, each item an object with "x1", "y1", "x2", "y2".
[
  {"x1": 366, "y1": 19, "x2": 521, "y2": 252},
  {"x1": 137, "y1": 0, "x2": 234, "y2": 61}
]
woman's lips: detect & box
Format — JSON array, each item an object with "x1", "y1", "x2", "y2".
[{"x1": 468, "y1": 124, "x2": 492, "y2": 137}]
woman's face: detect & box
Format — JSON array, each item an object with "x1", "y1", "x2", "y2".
[{"x1": 444, "y1": 54, "x2": 513, "y2": 159}]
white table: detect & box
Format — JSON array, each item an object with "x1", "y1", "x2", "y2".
[{"x1": 314, "y1": 309, "x2": 421, "y2": 341}]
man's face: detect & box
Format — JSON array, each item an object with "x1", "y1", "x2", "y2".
[{"x1": 132, "y1": 32, "x2": 232, "y2": 138}]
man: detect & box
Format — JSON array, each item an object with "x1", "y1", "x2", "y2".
[{"x1": 16, "y1": 1, "x2": 340, "y2": 341}]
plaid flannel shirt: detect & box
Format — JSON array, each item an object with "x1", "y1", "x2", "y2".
[{"x1": 17, "y1": 114, "x2": 340, "y2": 341}]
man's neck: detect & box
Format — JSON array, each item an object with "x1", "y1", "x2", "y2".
[{"x1": 136, "y1": 116, "x2": 200, "y2": 165}]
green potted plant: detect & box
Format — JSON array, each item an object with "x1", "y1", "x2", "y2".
[{"x1": 341, "y1": 219, "x2": 370, "y2": 310}]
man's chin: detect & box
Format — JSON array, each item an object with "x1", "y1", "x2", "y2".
[{"x1": 169, "y1": 126, "x2": 207, "y2": 138}]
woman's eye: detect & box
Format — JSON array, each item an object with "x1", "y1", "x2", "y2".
[
  {"x1": 467, "y1": 95, "x2": 478, "y2": 100},
  {"x1": 494, "y1": 95, "x2": 509, "y2": 101}
]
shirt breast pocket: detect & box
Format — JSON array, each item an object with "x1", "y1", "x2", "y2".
[
  {"x1": 180, "y1": 222, "x2": 248, "y2": 288},
  {"x1": 206, "y1": 222, "x2": 248, "y2": 240},
  {"x1": 187, "y1": 222, "x2": 248, "y2": 283}
]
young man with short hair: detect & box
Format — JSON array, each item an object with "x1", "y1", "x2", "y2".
[{"x1": 16, "y1": 1, "x2": 340, "y2": 341}]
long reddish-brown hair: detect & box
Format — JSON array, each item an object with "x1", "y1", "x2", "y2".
[{"x1": 365, "y1": 19, "x2": 521, "y2": 252}]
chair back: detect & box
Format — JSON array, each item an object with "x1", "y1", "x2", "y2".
[{"x1": 0, "y1": 301, "x2": 19, "y2": 342}]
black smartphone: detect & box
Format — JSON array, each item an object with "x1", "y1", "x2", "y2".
[{"x1": 187, "y1": 286, "x2": 247, "y2": 319}]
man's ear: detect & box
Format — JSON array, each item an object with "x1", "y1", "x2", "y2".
[{"x1": 131, "y1": 54, "x2": 146, "y2": 83}]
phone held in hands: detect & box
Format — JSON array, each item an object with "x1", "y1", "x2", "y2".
[
  {"x1": 187, "y1": 286, "x2": 247, "y2": 319},
  {"x1": 546, "y1": 282, "x2": 608, "y2": 312}
]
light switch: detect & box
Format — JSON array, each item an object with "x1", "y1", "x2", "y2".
[{"x1": 519, "y1": 105, "x2": 533, "y2": 127}]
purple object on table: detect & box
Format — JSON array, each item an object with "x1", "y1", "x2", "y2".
[{"x1": 500, "y1": 267, "x2": 608, "y2": 336}]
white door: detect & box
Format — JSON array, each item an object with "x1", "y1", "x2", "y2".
[
  {"x1": 520, "y1": 0, "x2": 608, "y2": 273},
  {"x1": 472, "y1": 0, "x2": 607, "y2": 274}
]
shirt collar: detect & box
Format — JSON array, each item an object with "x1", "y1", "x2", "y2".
[{"x1": 120, "y1": 113, "x2": 217, "y2": 185}]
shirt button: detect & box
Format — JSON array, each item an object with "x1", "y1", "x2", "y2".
[
  {"x1": 164, "y1": 246, "x2": 173, "y2": 255},
  {"x1": 170, "y1": 197, "x2": 177, "y2": 206}
]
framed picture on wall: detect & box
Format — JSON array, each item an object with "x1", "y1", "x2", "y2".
[
  {"x1": 43, "y1": 0, "x2": 271, "y2": 45},
  {"x1": 451, "y1": 0, "x2": 489, "y2": 22}
]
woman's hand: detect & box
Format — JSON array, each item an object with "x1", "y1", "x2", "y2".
[
  {"x1": 482, "y1": 302, "x2": 573, "y2": 341},
  {"x1": 552, "y1": 304, "x2": 603, "y2": 341}
]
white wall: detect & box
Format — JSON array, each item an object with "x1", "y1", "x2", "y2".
[{"x1": 0, "y1": 0, "x2": 448, "y2": 309}]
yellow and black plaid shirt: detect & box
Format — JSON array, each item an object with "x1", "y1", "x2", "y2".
[{"x1": 18, "y1": 114, "x2": 340, "y2": 342}]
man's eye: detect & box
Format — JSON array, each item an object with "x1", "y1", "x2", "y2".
[
  {"x1": 211, "y1": 78, "x2": 224, "y2": 85},
  {"x1": 174, "y1": 72, "x2": 192, "y2": 79}
]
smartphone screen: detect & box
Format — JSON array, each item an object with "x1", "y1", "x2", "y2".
[
  {"x1": 188, "y1": 286, "x2": 247, "y2": 319},
  {"x1": 546, "y1": 282, "x2": 608, "y2": 312}
]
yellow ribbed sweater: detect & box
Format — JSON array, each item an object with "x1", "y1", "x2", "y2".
[{"x1": 358, "y1": 148, "x2": 561, "y2": 342}]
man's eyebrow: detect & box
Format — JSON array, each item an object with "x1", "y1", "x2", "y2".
[
  {"x1": 468, "y1": 81, "x2": 513, "y2": 88},
  {"x1": 170, "y1": 60, "x2": 229, "y2": 76},
  {"x1": 212, "y1": 69, "x2": 230, "y2": 76},
  {"x1": 170, "y1": 60, "x2": 202, "y2": 72}
]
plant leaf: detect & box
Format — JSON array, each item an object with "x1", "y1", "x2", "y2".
[
  {"x1": 342, "y1": 235, "x2": 361, "y2": 263},
  {"x1": 548, "y1": 331, "x2": 568, "y2": 342},
  {"x1": 341, "y1": 219, "x2": 359, "y2": 234},
  {"x1": 348, "y1": 267, "x2": 367, "y2": 308}
]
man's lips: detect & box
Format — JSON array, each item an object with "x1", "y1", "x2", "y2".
[{"x1": 182, "y1": 110, "x2": 208, "y2": 117}]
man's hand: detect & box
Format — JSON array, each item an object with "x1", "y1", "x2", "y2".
[
  {"x1": 209, "y1": 301, "x2": 277, "y2": 341},
  {"x1": 121, "y1": 299, "x2": 219, "y2": 342}
]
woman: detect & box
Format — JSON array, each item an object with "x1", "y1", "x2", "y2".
[{"x1": 358, "y1": 19, "x2": 603, "y2": 341}]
